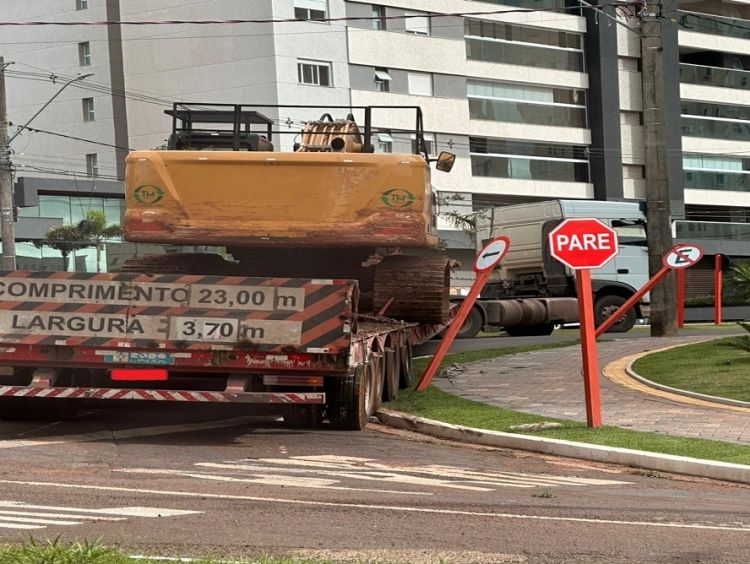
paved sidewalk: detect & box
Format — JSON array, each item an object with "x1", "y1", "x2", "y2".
[{"x1": 432, "y1": 336, "x2": 750, "y2": 445}]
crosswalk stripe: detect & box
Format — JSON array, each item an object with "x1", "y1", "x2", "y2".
[
  {"x1": 0, "y1": 509, "x2": 125, "y2": 521},
  {"x1": 0, "y1": 515, "x2": 82, "y2": 525},
  {"x1": 0, "y1": 522, "x2": 43, "y2": 530},
  {"x1": 0, "y1": 501, "x2": 200, "y2": 518}
]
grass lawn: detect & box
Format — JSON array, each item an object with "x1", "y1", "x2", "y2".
[
  {"x1": 0, "y1": 539, "x2": 323, "y2": 564},
  {"x1": 386, "y1": 341, "x2": 750, "y2": 466},
  {"x1": 632, "y1": 336, "x2": 750, "y2": 403}
]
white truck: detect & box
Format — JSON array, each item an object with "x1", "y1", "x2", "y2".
[{"x1": 456, "y1": 199, "x2": 650, "y2": 338}]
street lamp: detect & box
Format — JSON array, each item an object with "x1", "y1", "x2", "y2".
[
  {"x1": 0, "y1": 70, "x2": 94, "y2": 270},
  {"x1": 8, "y1": 72, "x2": 95, "y2": 145}
]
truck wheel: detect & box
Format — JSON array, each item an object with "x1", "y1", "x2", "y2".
[
  {"x1": 325, "y1": 366, "x2": 366, "y2": 430},
  {"x1": 382, "y1": 347, "x2": 399, "y2": 402},
  {"x1": 505, "y1": 323, "x2": 555, "y2": 337},
  {"x1": 399, "y1": 342, "x2": 414, "y2": 389},
  {"x1": 284, "y1": 406, "x2": 323, "y2": 429},
  {"x1": 456, "y1": 307, "x2": 483, "y2": 339},
  {"x1": 594, "y1": 295, "x2": 636, "y2": 333}
]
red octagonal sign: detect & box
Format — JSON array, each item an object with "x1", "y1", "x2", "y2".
[{"x1": 548, "y1": 218, "x2": 619, "y2": 270}]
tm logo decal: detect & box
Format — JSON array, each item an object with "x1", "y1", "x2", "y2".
[
  {"x1": 380, "y1": 189, "x2": 415, "y2": 208},
  {"x1": 133, "y1": 185, "x2": 164, "y2": 205}
]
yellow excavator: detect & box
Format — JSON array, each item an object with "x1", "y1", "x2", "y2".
[{"x1": 123, "y1": 103, "x2": 456, "y2": 323}]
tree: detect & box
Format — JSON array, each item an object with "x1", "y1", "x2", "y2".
[
  {"x1": 34, "y1": 224, "x2": 90, "y2": 272},
  {"x1": 77, "y1": 210, "x2": 123, "y2": 272},
  {"x1": 35, "y1": 210, "x2": 122, "y2": 272}
]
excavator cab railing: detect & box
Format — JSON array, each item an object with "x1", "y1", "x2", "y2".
[{"x1": 164, "y1": 103, "x2": 430, "y2": 160}]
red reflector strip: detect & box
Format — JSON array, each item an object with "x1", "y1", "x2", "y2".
[
  {"x1": 111, "y1": 369, "x2": 168, "y2": 381},
  {"x1": 263, "y1": 375, "x2": 324, "y2": 387}
]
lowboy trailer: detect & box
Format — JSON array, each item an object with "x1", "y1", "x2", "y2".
[{"x1": 0, "y1": 270, "x2": 450, "y2": 429}]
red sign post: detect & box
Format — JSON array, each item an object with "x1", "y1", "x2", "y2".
[
  {"x1": 549, "y1": 219, "x2": 619, "y2": 428},
  {"x1": 415, "y1": 237, "x2": 510, "y2": 392},
  {"x1": 595, "y1": 243, "x2": 704, "y2": 337}
]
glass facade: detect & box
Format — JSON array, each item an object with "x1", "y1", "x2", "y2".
[
  {"x1": 465, "y1": 19, "x2": 584, "y2": 72},
  {"x1": 467, "y1": 79, "x2": 587, "y2": 127},
  {"x1": 681, "y1": 101, "x2": 750, "y2": 141},
  {"x1": 680, "y1": 63, "x2": 750, "y2": 91},
  {"x1": 19, "y1": 195, "x2": 124, "y2": 225},
  {"x1": 683, "y1": 154, "x2": 750, "y2": 192},
  {"x1": 678, "y1": 12, "x2": 750, "y2": 41},
  {"x1": 469, "y1": 137, "x2": 589, "y2": 182}
]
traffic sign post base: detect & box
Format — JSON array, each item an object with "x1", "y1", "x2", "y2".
[{"x1": 575, "y1": 269, "x2": 602, "y2": 429}]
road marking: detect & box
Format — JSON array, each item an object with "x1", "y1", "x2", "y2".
[
  {"x1": 0, "y1": 500, "x2": 200, "y2": 531},
  {"x1": 180, "y1": 455, "x2": 632, "y2": 492},
  {"x1": 0, "y1": 416, "x2": 264, "y2": 449},
  {"x1": 116, "y1": 468, "x2": 430, "y2": 496},
  {"x1": 2, "y1": 479, "x2": 748, "y2": 533}
]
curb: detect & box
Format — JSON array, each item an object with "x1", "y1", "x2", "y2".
[
  {"x1": 625, "y1": 359, "x2": 750, "y2": 411},
  {"x1": 376, "y1": 408, "x2": 750, "y2": 485}
]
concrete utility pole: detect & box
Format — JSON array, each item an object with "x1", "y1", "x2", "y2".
[
  {"x1": 0, "y1": 57, "x2": 16, "y2": 271},
  {"x1": 641, "y1": 1, "x2": 677, "y2": 337}
]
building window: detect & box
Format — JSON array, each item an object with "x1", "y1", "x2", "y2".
[
  {"x1": 78, "y1": 42, "x2": 91, "y2": 66},
  {"x1": 412, "y1": 133, "x2": 434, "y2": 155},
  {"x1": 297, "y1": 60, "x2": 332, "y2": 86},
  {"x1": 407, "y1": 71, "x2": 433, "y2": 96},
  {"x1": 374, "y1": 68, "x2": 392, "y2": 92},
  {"x1": 469, "y1": 137, "x2": 589, "y2": 183},
  {"x1": 467, "y1": 79, "x2": 587, "y2": 128},
  {"x1": 371, "y1": 5, "x2": 386, "y2": 30},
  {"x1": 76, "y1": 0, "x2": 88, "y2": 10},
  {"x1": 404, "y1": 11, "x2": 430, "y2": 35},
  {"x1": 82, "y1": 98, "x2": 95, "y2": 121},
  {"x1": 294, "y1": 0, "x2": 327, "y2": 21},
  {"x1": 376, "y1": 133, "x2": 393, "y2": 153},
  {"x1": 465, "y1": 18, "x2": 584, "y2": 72},
  {"x1": 86, "y1": 154, "x2": 99, "y2": 177}
]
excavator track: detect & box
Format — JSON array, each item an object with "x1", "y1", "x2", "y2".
[
  {"x1": 120, "y1": 253, "x2": 238, "y2": 276},
  {"x1": 373, "y1": 255, "x2": 451, "y2": 324}
]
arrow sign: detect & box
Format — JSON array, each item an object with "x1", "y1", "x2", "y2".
[
  {"x1": 474, "y1": 236, "x2": 510, "y2": 273},
  {"x1": 663, "y1": 244, "x2": 703, "y2": 270}
]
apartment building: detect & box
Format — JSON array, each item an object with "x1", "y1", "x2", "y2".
[{"x1": 1, "y1": 0, "x2": 749, "y2": 272}]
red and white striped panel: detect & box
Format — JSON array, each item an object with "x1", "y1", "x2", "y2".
[{"x1": 0, "y1": 386, "x2": 324, "y2": 404}]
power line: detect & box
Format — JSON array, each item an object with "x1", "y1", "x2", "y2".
[
  {"x1": 14, "y1": 125, "x2": 133, "y2": 151},
  {"x1": 0, "y1": 4, "x2": 629, "y2": 27}
]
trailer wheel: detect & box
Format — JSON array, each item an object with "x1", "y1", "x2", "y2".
[
  {"x1": 326, "y1": 363, "x2": 373, "y2": 430},
  {"x1": 399, "y1": 341, "x2": 414, "y2": 389},
  {"x1": 456, "y1": 306, "x2": 483, "y2": 339},
  {"x1": 595, "y1": 294, "x2": 636, "y2": 333},
  {"x1": 382, "y1": 347, "x2": 399, "y2": 402}
]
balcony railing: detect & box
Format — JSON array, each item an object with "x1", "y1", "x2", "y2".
[
  {"x1": 675, "y1": 220, "x2": 750, "y2": 241},
  {"x1": 684, "y1": 170, "x2": 750, "y2": 192},
  {"x1": 682, "y1": 117, "x2": 750, "y2": 141},
  {"x1": 678, "y1": 11, "x2": 750, "y2": 41},
  {"x1": 680, "y1": 63, "x2": 750, "y2": 91}
]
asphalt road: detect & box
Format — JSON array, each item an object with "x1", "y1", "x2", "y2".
[
  {"x1": 1, "y1": 403, "x2": 749, "y2": 563},
  {"x1": 414, "y1": 324, "x2": 743, "y2": 356}
]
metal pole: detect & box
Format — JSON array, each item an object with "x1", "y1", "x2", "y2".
[
  {"x1": 714, "y1": 255, "x2": 722, "y2": 325},
  {"x1": 576, "y1": 269, "x2": 602, "y2": 428},
  {"x1": 641, "y1": 0, "x2": 677, "y2": 337},
  {"x1": 0, "y1": 57, "x2": 16, "y2": 270}
]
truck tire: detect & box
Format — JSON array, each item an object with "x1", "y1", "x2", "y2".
[
  {"x1": 594, "y1": 294, "x2": 636, "y2": 333},
  {"x1": 399, "y1": 342, "x2": 414, "y2": 389},
  {"x1": 456, "y1": 307, "x2": 483, "y2": 339},
  {"x1": 505, "y1": 323, "x2": 555, "y2": 337},
  {"x1": 382, "y1": 348, "x2": 399, "y2": 402},
  {"x1": 325, "y1": 365, "x2": 368, "y2": 430}
]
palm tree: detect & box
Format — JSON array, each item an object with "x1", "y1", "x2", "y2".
[
  {"x1": 77, "y1": 210, "x2": 123, "y2": 272},
  {"x1": 34, "y1": 224, "x2": 90, "y2": 272},
  {"x1": 35, "y1": 210, "x2": 123, "y2": 272}
]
